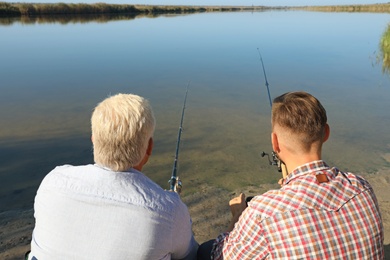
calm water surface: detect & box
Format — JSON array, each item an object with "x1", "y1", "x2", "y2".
[{"x1": 1, "y1": 11, "x2": 390, "y2": 212}]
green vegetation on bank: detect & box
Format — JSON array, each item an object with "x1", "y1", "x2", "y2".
[
  {"x1": 0, "y1": 2, "x2": 273, "y2": 17},
  {"x1": 1, "y1": 2, "x2": 390, "y2": 17},
  {"x1": 298, "y1": 3, "x2": 390, "y2": 13}
]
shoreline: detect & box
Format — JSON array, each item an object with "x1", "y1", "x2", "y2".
[{"x1": 1, "y1": 2, "x2": 390, "y2": 18}]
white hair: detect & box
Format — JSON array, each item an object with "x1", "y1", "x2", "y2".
[{"x1": 91, "y1": 93, "x2": 155, "y2": 171}]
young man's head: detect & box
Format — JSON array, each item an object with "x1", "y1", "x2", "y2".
[
  {"x1": 271, "y1": 91, "x2": 328, "y2": 154},
  {"x1": 91, "y1": 93, "x2": 155, "y2": 171}
]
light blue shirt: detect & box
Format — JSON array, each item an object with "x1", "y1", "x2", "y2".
[{"x1": 30, "y1": 164, "x2": 198, "y2": 260}]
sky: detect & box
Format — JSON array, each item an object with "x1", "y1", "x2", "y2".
[{"x1": 5, "y1": 0, "x2": 389, "y2": 7}]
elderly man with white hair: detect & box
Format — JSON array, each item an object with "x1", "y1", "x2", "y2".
[{"x1": 28, "y1": 93, "x2": 198, "y2": 260}]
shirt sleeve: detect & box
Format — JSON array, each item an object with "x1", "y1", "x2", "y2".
[
  {"x1": 211, "y1": 206, "x2": 269, "y2": 260},
  {"x1": 171, "y1": 197, "x2": 198, "y2": 260}
]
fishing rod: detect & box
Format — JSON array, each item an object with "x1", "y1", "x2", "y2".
[
  {"x1": 168, "y1": 81, "x2": 190, "y2": 193},
  {"x1": 257, "y1": 48, "x2": 288, "y2": 179},
  {"x1": 258, "y1": 48, "x2": 273, "y2": 108}
]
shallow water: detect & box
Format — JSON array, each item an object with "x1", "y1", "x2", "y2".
[{"x1": 0, "y1": 11, "x2": 390, "y2": 212}]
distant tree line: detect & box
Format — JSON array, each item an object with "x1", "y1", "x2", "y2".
[
  {"x1": 298, "y1": 3, "x2": 390, "y2": 13},
  {"x1": 0, "y1": 2, "x2": 271, "y2": 17},
  {"x1": 1, "y1": 2, "x2": 390, "y2": 18}
]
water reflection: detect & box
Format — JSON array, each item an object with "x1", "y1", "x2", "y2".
[{"x1": 0, "y1": 12, "x2": 198, "y2": 25}]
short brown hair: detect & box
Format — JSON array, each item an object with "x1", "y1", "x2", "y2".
[
  {"x1": 272, "y1": 91, "x2": 327, "y2": 147},
  {"x1": 91, "y1": 94, "x2": 155, "y2": 171}
]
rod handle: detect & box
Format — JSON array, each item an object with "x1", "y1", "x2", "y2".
[{"x1": 280, "y1": 162, "x2": 288, "y2": 179}]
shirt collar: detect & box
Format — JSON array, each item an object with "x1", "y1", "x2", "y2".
[
  {"x1": 284, "y1": 160, "x2": 330, "y2": 184},
  {"x1": 93, "y1": 164, "x2": 140, "y2": 174}
]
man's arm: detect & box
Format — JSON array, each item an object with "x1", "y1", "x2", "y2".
[
  {"x1": 227, "y1": 193, "x2": 247, "y2": 232},
  {"x1": 210, "y1": 194, "x2": 269, "y2": 260},
  {"x1": 171, "y1": 197, "x2": 198, "y2": 260},
  {"x1": 210, "y1": 193, "x2": 247, "y2": 260}
]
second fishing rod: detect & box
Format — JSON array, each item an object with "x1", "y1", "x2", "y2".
[
  {"x1": 168, "y1": 81, "x2": 190, "y2": 193},
  {"x1": 257, "y1": 48, "x2": 288, "y2": 179}
]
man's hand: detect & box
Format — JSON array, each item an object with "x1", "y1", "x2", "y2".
[
  {"x1": 278, "y1": 178, "x2": 285, "y2": 187},
  {"x1": 174, "y1": 177, "x2": 182, "y2": 194},
  {"x1": 227, "y1": 193, "x2": 247, "y2": 232}
]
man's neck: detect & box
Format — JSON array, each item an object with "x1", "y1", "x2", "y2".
[{"x1": 281, "y1": 147, "x2": 322, "y2": 175}]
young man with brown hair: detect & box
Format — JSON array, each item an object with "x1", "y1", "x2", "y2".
[{"x1": 200, "y1": 91, "x2": 384, "y2": 259}]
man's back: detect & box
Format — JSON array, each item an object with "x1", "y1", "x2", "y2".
[
  {"x1": 30, "y1": 164, "x2": 197, "y2": 260},
  {"x1": 212, "y1": 161, "x2": 384, "y2": 259}
]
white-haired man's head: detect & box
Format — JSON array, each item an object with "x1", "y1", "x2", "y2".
[{"x1": 91, "y1": 93, "x2": 155, "y2": 171}]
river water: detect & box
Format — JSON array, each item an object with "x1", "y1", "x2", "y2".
[{"x1": 1, "y1": 10, "x2": 390, "y2": 212}]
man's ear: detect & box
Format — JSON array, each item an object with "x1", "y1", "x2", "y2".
[
  {"x1": 146, "y1": 137, "x2": 153, "y2": 156},
  {"x1": 133, "y1": 137, "x2": 154, "y2": 172},
  {"x1": 323, "y1": 124, "x2": 330, "y2": 143},
  {"x1": 271, "y1": 132, "x2": 280, "y2": 153}
]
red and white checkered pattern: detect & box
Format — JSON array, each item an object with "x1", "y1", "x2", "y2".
[{"x1": 211, "y1": 160, "x2": 384, "y2": 259}]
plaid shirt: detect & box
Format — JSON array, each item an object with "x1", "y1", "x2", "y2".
[{"x1": 211, "y1": 160, "x2": 384, "y2": 259}]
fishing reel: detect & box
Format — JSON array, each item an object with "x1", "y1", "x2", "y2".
[
  {"x1": 261, "y1": 151, "x2": 288, "y2": 179},
  {"x1": 247, "y1": 152, "x2": 286, "y2": 205},
  {"x1": 261, "y1": 151, "x2": 282, "y2": 172},
  {"x1": 168, "y1": 176, "x2": 182, "y2": 194}
]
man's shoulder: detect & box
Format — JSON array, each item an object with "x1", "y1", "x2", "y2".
[
  {"x1": 248, "y1": 189, "x2": 294, "y2": 216},
  {"x1": 39, "y1": 165, "x2": 184, "y2": 209},
  {"x1": 45, "y1": 164, "x2": 95, "y2": 176},
  {"x1": 40, "y1": 164, "x2": 88, "y2": 183},
  {"x1": 340, "y1": 171, "x2": 373, "y2": 188},
  {"x1": 248, "y1": 169, "x2": 376, "y2": 216}
]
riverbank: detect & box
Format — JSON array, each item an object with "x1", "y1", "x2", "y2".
[
  {"x1": 1, "y1": 2, "x2": 390, "y2": 18},
  {"x1": 0, "y1": 2, "x2": 279, "y2": 17}
]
